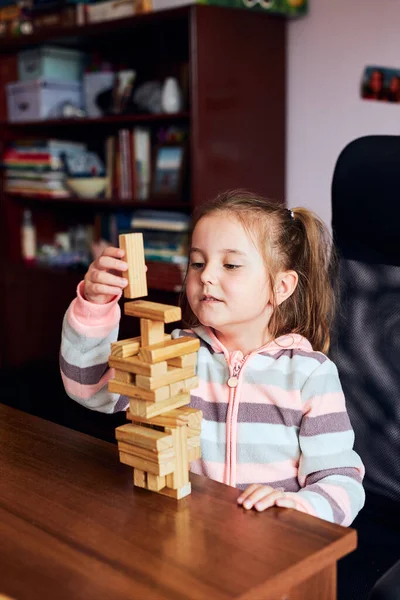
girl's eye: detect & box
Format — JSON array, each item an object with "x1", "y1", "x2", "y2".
[
  {"x1": 190, "y1": 262, "x2": 204, "y2": 270},
  {"x1": 224, "y1": 264, "x2": 241, "y2": 270}
]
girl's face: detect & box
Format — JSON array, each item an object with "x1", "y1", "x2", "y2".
[{"x1": 186, "y1": 213, "x2": 274, "y2": 339}]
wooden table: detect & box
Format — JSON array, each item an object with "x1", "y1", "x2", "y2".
[{"x1": 0, "y1": 404, "x2": 356, "y2": 600}]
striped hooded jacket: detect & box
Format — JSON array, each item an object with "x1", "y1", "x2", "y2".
[{"x1": 61, "y1": 282, "x2": 365, "y2": 526}]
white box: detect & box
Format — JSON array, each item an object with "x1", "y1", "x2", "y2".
[
  {"x1": 86, "y1": 0, "x2": 136, "y2": 23},
  {"x1": 6, "y1": 78, "x2": 83, "y2": 122}
]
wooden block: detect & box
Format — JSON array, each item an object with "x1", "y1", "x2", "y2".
[
  {"x1": 165, "y1": 426, "x2": 189, "y2": 490},
  {"x1": 133, "y1": 469, "x2": 147, "y2": 488},
  {"x1": 169, "y1": 380, "x2": 184, "y2": 397},
  {"x1": 115, "y1": 424, "x2": 173, "y2": 451},
  {"x1": 118, "y1": 441, "x2": 175, "y2": 464},
  {"x1": 127, "y1": 406, "x2": 201, "y2": 428},
  {"x1": 140, "y1": 318, "x2": 165, "y2": 346},
  {"x1": 184, "y1": 376, "x2": 199, "y2": 391},
  {"x1": 147, "y1": 473, "x2": 166, "y2": 492},
  {"x1": 169, "y1": 375, "x2": 198, "y2": 396},
  {"x1": 187, "y1": 434, "x2": 201, "y2": 446},
  {"x1": 124, "y1": 300, "x2": 181, "y2": 323},
  {"x1": 111, "y1": 335, "x2": 171, "y2": 360},
  {"x1": 167, "y1": 352, "x2": 198, "y2": 368},
  {"x1": 109, "y1": 379, "x2": 170, "y2": 403},
  {"x1": 136, "y1": 365, "x2": 196, "y2": 391},
  {"x1": 187, "y1": 430, "x2": 201, "y2": 462},
  {"x1": 186, "y1": 407, "x2": 203, "y2": 432},
  {"x1": 111, "y1": 336, "x2": 141, "y2": 358},
  {"x1": 188, "y1": 446, "x2": 201, "y2": 462},
  {"x1": 131, "y1": 421, "x2": 163, "y2": 432},
  {"x1": 157, "y1": 483, "x2": 191, "y2": 499},
  {"x1": 109, "y1": 355, "x2": 168, "y2": 377},
  {"x1": 139, "y1": 337, "x2": 200, "y2": 364},
  {"x1": 119, "y1": 233, "x2": 148, "y2": 299},
  {"x1": 119, "y1": 451, "x2": 175, "y2": 476},
  {"x1": 129, "y1": 392, "x2": 191, "y2": 419},
  {"x1": 114, "y1": 369, "x2": 134, "y2": 384}
]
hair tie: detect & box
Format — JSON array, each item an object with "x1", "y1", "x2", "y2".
[{"x1": 287, "y1": 209, "x2": 294, "y2": 220}]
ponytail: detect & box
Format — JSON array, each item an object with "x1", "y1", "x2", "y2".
[{"x1": 268, "y1": 207, "x2": 337, "y2": 353}]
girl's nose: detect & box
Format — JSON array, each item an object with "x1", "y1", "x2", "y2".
[{"x1": 200, "y1": 264, "x2": 217, "y2": 285}]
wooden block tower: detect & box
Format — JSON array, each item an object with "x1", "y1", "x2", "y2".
[{"x1": 109, "y1": 233, "x2": 202, "y2": 499}]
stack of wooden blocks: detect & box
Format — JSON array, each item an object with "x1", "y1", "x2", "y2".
[{"x1": 109, "y1": 233, "x2": 202, "y2": 499}]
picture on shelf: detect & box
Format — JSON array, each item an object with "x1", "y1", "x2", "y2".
[{"x1": 151, "y1": 143, "x2": 186, "y2": 200}]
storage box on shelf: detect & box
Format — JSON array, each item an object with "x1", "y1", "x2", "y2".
[
  {"x1": 0, "y1": 5, "x2": 285, "y2": 370},
  {"x1": 17, "y1": 46, "x2": 85, "y2": 82},
  {"x1": 6, "y1": 78, "x2": 83, "y2": 122}
]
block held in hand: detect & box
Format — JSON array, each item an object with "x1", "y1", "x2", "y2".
[{"x1": 119, "y1": 232, "x2": 148, "y2": 299}]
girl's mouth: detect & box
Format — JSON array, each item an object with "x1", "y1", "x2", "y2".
[{"x1": 201, "y1": 295, "x2": 222, "y2": 302}]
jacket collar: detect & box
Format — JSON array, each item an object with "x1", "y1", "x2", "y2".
[{"x1": 193, "y1": 325, "x2": 313, "y2": 356}]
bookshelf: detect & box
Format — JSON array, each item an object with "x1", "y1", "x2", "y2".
[{"x1": 0, "y1": 4, "x2": 286, "y2": 369}]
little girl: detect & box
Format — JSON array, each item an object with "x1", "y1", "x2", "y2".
[{"x1": 60, "y1": 190, "x2": 365, "y2": 525}]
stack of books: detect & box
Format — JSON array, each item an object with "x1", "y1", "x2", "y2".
[
  {"x1": 130, "y1": 210, "x2": 190, "y2": 264},
  {"x1": 102, "y1": 209, "x2": 190, "y2": 265},
  {"x1": 2, "y1": 138, "x2": 86, "y2": 198}
]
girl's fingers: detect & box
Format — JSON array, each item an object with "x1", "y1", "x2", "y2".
[
  {"x1": 254, "y1": 490, "x2": 286, "y2": 512},
  {"x1": 238, "y1": 486, "x2": 295, "y2": 512},
  {"x1": 275, "y1": 498, "x2": 296, "y2": 509},
  {"x1": 89, "y1": 271, "x2": 128, "y2": 289},
  {"x1": 239, "y1": 486, "x2": 275, "y2": 509},
  {"x1": 237, "y1": 484, "x2": 264, "y2": 504},
  {"x1": 86, "y1": 283, "x2": 124, "y2": 298},
  {"x1": 96, "y1": 255, "x2": 129, "y2": 273},
  {"x1": 101, "y1": 246, "x2": 125, "y2": 259}
]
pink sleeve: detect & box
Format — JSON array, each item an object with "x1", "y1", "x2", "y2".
[{"x1": 68, "y1": 280, "x2": 122, "y2": 337}]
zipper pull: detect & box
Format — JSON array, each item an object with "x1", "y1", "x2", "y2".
[
  {"x1": 227, "y1": 376, "x2": 238, "y2": 388},
  {"x1": 227, "y1": 357, "x2": 242, "y2": 388}
]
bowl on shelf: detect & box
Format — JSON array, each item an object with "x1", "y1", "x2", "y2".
[{"x1": 66, "y1": 176, "x2": 107, "y2": 198}]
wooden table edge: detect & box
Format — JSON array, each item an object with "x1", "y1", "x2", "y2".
[{"x1": 236, "y1": 527, "x2": 357, "y2": 600}]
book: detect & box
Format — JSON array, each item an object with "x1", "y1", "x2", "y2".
[
  {"x1": 134, "y1": 127, "x2": 151, "y2": 201},
  {"x1": 105, "y1": 136, "x2": 115, "y2": 199},
  {"x1": 130, "y1": 210, "x2": 191, "y2": 232},
  {"x1": 5, "y1": 169, "x2": 65, "y2": 180},
  {"x1": 11, "y1": 138, "x2": 86, "y2": 155}
]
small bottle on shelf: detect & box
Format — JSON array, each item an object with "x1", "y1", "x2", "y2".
[{"x1": 21, "y1": 209, "x2": 37, "y2": 264}]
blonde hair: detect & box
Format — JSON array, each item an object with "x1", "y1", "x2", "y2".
[{"x1": 180, "y1": 189, "x2": 337, "y2": 354}]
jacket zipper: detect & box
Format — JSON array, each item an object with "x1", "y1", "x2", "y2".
[{"x1": 226, "y1": 354, "x2": 250, "y2": 487}]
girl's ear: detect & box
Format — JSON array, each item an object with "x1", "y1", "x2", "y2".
[{"x1": 275, "y1": 271, "x2": 298, "y2": 306}]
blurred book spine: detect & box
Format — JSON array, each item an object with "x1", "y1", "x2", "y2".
[{"x1": 105, "y1": 126, "x2": 150, "y2": 201}]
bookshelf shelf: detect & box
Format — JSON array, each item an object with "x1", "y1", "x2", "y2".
[
  {"x1": 2, "y1": 112, "x2": 191, "y2": 128},
  {"x1": 0, "y1": 6, "x2": 190, "y2": 53},
  {"x1": 0, "y1": 4, "x2": 285, "y2": 368},
  {"x1": 6, "y1": 192, "x2": 191, "y2": 211}
]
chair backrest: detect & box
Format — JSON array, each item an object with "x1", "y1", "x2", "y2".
[
  {"x1": 330, "y1": 135, "x2": 400, "y2": 504},
  {"x1": 369, "y1": 558, "x2": 400, "y2": 600}
]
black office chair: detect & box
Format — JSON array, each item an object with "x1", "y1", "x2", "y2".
[
  {"x1": 329, "y1": 135, "x2": 400, "y2": 600},
  {"x1": 369, "y1": 560, "x2": 400, "y2": 600}
]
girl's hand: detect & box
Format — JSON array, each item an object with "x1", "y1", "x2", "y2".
[
  {"x1": 83, "y1": 246, "x2": 129, "y2": 305},
  {"x1": 237, "y1": 484, "x2": 296, "y2": 512}
]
